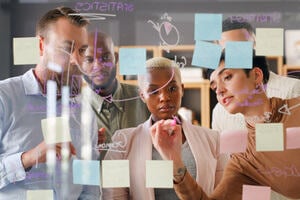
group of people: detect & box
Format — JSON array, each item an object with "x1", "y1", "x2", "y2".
[{"x1": 0, "y1": 6, "x2": 299, "y2": 200}]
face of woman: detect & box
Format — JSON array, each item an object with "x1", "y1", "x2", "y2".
[
  {"x1": 210, "y1": 62, "x2": 259, "y2": 115},
  {"x1": 141, "y1": 67, "x2": 183, "y2": 122}
]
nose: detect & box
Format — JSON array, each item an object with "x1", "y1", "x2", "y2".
[
  {"x1": 69, "y1": 51, "x2": 80, "y2": 67},
  {"x1": 159, "y1": 89, "x2": 171, "y2": 102},
  {"x1": 216, "y1": 82, "x2": 226, "y2": 97}
]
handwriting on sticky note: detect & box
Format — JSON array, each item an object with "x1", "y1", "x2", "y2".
[
  {"x1": 102, "y1": 160, "x2": 130, "y2": 188},
  {"x1": 220, "y1": 130, "x2": 248, "y2": 153},
  {"x1": 242, "y1": 185, "x2": 271, "y2": 200},
  {"x1": 225, "y1": 41, "x2": 253, "y2": 69},
  {"x1": 256, "y1": 28, "x2": 284, "y2": 56},
  {"x1": 13, "y1": 37, "x2": 39, "y2": 65},
  {"x1": 192, "y1": 41, "x2": 222, "y2": 69},
  {"x1": 73, "y1": 159, "x2": 100, "y2": 186},
  {"x1": 41, "y1": 117, "x2": 71, "y2": 144},
  {"x1": 146, "y1": 160, "x2": 173, "y2": 188},
  {"x1": 119, "y1": 48, "x2": 146, "y2": 75},
  {"x1": 286, "y1": 127, "x2": 300, "y2": 149},
  {"x1": 194, "y1": 13, "x2": 222, "y2": 41},
  {"x1": 27, "y1": 190, "x2": 54, "y2": 200},
  {"x1": 255, "y1": 123, "x2": 284, "y2": 151}
]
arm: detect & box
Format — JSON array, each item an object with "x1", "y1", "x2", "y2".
[
  {"x1": 211, "y1": 104, "x2": 223, "y2": 132},
  {"x1": 102, "y1": 130, "x2": 129, "y2": 200}
]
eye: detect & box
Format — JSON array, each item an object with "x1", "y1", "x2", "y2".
[
  {"x1": 102, "y1": 54, "x2": 112, "y2": 62},
  {"x1": 169, "y1": 85, "x2": 177, "y2": 92},
  {"x1": 79, "y1": 48, "x2": 87, "y2": 56},
  {"x1": 223, "y1": 74, "x2": 232, "y2": 81},
  {"x1": 83, "y1": 56, "x2": 94, "y2": 64},
  {"x1": 148, "y1": 88, "x2": 159, "y2": 95}
]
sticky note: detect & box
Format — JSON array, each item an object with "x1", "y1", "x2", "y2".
[
  {"x1": 146, "y1": 160, "x2": 173, "y2": 188},
  {"x1": 256, "y1": 123, "x2": 284, "y2": 151},
  {"x1": 119, "y1": 48, "x2": 146, "y2": 75},
  {"x1": 27, "y1": 190, "x2": 54, "y2": 200},
  {"x1": 73, "y1": 160, "x2": 100, "y2": 186},
  {"x1": 102, "y1": 160, "x2": 130, "y2": 188},
  {"x1": 256, "y1": 28, "x2": 284, "y2": 56},
  {"x1": 220, "y1": 130, "x2": 248, "y2": 153},
  {"x1": 192, "y1": 41, "x2": 222, "y2": 69},
  {"x1": 13, "y1": 37, "x2": 39, "y2": 65},
  {"x1": 194, "y1": 13, "x2": 222, "y2": 41},
  {"x1": 41, "y1": 117, "x2": 71, "y2": 144},
  {"x1": 242, "y1": 185, "x2": 271, "y2": 200},
  {"x1": 225, "y1": 41, "x2": 253, "y2": 69},
  {"x1": 286, "y1": 127, "x2": 300, "y2": 149}
]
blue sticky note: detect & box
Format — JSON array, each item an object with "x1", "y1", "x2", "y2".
[
  {"x1": 225, "y1": 42, "x2": 253, "y2": 69},
  {"x1": 119, "y1": 48, "x2": 146, "y2": 75},
  {"x1": 192, "y1": 41, "x2": 222, "y2": 69},
  {"x1": 194, "y1": 13, "x2": 222, "y2": 41},
  {"x1": 73, "y1": 160, "x2": 100, "y2": 186}
]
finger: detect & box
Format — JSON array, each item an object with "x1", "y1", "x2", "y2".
[
  {"x1": 98, "y1": 127, "x2": 106, "y2": 135},
  {"x1": 69, "y1": 143, "x2": 77, "y2": 155}
]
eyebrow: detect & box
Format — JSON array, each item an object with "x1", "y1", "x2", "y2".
[
  {"x1": 62, "y1": 40, "x2": 88, "y2": 49},
  {"x1": 209, "y1": 68, "x2": 228, "y2": 88}
]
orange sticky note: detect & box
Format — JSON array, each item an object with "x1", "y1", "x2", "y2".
[
  {"x1": 220, "y1": 130, "x2": 248, "y2": 153},
  {"x1": 286, "y1": 127, "x2": 300, "y2": 149},
  {"x1": 242, "y1": 185, "x2": 271, "y2": 200}
]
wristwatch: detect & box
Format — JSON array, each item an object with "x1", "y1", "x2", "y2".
[{"x1": 173, "y1": 166, "x2": 187, "y2": 184}]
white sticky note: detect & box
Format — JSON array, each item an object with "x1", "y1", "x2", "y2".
[
  {"x1": 256, "y1": 28, "x2": 284, "y2": 56},
  {"x1": 220, "y1": 130, "x2": 248, "y2": 153},
  {"x1": 102, "y1": 160, "x2": 130, "y2": 188},
  {"x1": 13, "y1": 37, "x2": 39, "y2": 65},
  {"x1": 256, "y1": 123, "x2": 284, "y2": 151},
  {"x1": 27, "y1": 190, "x2": 54, "y2": 200},
  {"x1": 242, "y1": 185, "x2": 271, "y2": 200},
  {"x1": 286, "y1": 127, "x2": 300, "y2": 149},
  {"x1": 146, "y1": 160, "x2": 173, "y2": 188},
  {"x1": 41, "y1": 117, "x2": 71, "y2": 144}
]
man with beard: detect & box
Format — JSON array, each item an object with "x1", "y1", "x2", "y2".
[
  {"x1": 0, "y1": 7, "x2": 99, "y2": 199},
  {"x1": 82, "y1": 31, "x2": 150, "y2": 150}
]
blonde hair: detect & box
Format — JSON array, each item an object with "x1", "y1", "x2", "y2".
[{"x1": 138, "y1": 57, "x2": 181, "y2": 90}]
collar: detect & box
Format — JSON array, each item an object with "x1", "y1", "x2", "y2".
[
  {"x1": 88, "y1": 81, "x2": 124, "y2": 113},
  {"x1": 22, "y1": 69, "x2": 44, "y2": 96}
]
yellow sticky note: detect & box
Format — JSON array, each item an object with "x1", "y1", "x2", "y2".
[
  {"x1": 256, "y1": 123, "x2": 284, "y2": 151},
  {"x1": 256, "y1": 28, "x2": 284, "y2": 56},
  {"x1": 27, "y1": 190, "x2": 53, "y2": 200},
  {"x1": 146, "y1": 160, "x2": 173, "y2": 188},
  {"x1": 41, "y1": 117, "x2": 71, "y2": 144},
  {"x1": 13, "y1": 37, "x2": 39, "y2": 65},
  {"x1": 102, "y1": 160, "x2": 130, "y2": 188}
]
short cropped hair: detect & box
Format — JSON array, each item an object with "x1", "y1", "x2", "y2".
[
  {"x1": 138, "y1": 57, "x2": 181, "y2": 90},
  {"x1": 207, "y1": 50, "x2": 270, "y2": 84},
  {"x1": 36, "y1": 6, "x2": 89, "y2": 38},
  {"x1": 222, "y1": 17, "x2": 255, "y2": 34}
]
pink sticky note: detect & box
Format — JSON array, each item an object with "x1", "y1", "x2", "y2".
[
  {"x1": 242, "y1": 185, "x2": 271, "y2": 200},
  {"x1": 286, "y1": 127, "x2": 300, "y2": 149},
  {"x1": 220, "y1": 130, "x2": 248, "y2": 153}
]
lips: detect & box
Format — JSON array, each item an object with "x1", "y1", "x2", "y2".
[
  {"x1": 222, "y1": 96, "x2": 233, "y2": 106},
  {"x1": 159, "y1": 105, "x2": 175, "y2": 112}
]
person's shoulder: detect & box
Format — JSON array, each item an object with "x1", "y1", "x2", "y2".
[{"x1": 120, "y1": 82, "x2": 139, "y2": 94}]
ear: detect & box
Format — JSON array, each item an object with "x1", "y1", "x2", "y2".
[
  {"x1": 38, "y1": 36, "x2": 45, "y2": 56},
  {"x1": 253, "y1": 67, "x2": 264, "y2": 85},
  {"x1": 181, "y1": 83, "x2": 184, "y2": 97},
  {"x1": 139, "y1": 89, "x2": 146, "y2": 103},
  {"x1": 114, "y1": 52, "x2": 119, "y2": 64}
]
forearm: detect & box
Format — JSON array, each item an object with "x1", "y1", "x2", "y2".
[{"x1": 174, "y1": 172, "x2": 211, "y2": 200}]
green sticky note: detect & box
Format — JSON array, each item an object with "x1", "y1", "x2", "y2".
[
  {"x1": 73, "y1": 160, "x2": 100, "y2": 186},
  {"x1": 256, "y1": 123, "x2": 284, "y2": 151},
  {"x1": 102, "y1": 160, "x2": 130, "y2": 188},
  {"x1": 13, "y1": 37, "x2": 39, "y2": 65},
  {"x1": 256, "y1": 28, "x2": 284, "y2": 56},
  {"x1": 27, "y1": 190, "x2": 53, "y2": 200},
  {"x1": 41, "y1": 117, "x2": 71, "y2": 144},
  {"x1": 146, "y1": 160, "x2": 173, "y2": 188}
]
